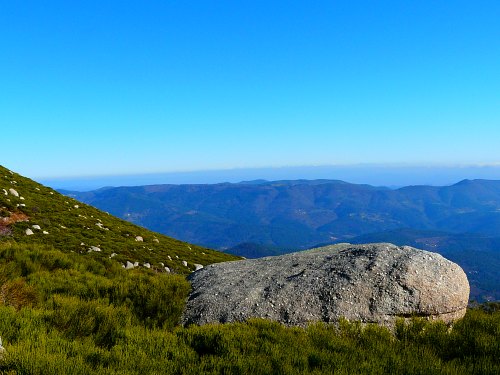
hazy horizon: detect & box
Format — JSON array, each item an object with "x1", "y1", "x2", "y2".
[{"x1": 39, "y1": 164, "x2": 500, "y2": 191}]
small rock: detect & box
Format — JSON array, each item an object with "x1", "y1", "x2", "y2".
[
  {"x1": 125, "y1": 261, "x2": 135, "y2": 270},
  {"x1": 110, "y1": 253, "x2": 117, "y2": 258},
  {"x1": 42, "y1": 231, "x2": 49, "y2": 235},
  {"x1": 8, "y1": 188, "x2": 19, "y2": 197},
  {"x1": 135, "y1": 236, "x2": 144, "y2": 242},
  {"x1": 182, "y1": 260, "x2": 188, "y2": 267},
  {"x1": 153, "y1": 238, "x2": 160, "y2": 243},
  {"x1": 143, "y1": 262, "x2": 151, "y2": 269},
  {"x1": 194, "y1": 264, "x2": 204, "y2": 271},
  {"x1": 165, "y1": 267, "x2": 171, "y2": 273},
  {"x1": 32, "y1": 225, "x2": 41, "y2": 230},
  {"x1": 25, "y1": 228, "x2": 34, "y2": 236},
  {"x1": 88, "y1": 246, "x2": 101, "y2": 252}
]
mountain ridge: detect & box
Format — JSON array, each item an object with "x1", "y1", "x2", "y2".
[{"x1": 61, "y1": 178, "x2": 500, "y2": 249}]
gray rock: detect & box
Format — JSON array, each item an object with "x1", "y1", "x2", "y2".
[
  {"x1": 194, "y1": 263, "x2": 204, "y2": 271},
  {"x1": 183, "y1": 243, "x2": 469, "y2": 327}
]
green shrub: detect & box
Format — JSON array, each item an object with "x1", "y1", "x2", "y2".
[
  {"x1": 47, "y1": 295, "x2": 130, "y2": 348},
  {"x1": 0, "y1": 241, "x2": 499, "y2": 374}
]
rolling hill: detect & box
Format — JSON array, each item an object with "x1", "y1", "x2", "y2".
[
  {"x1": 0, "y1": 165, "x2": 239, "y2": 274},
  {"x1": 62, "y1": 179, "x2": 500, "y2": 250}
]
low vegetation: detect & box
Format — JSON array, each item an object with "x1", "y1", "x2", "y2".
[{"x1": 0, "y1": 242, "x2": 498, "y2": 374}]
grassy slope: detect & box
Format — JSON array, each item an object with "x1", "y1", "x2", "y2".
[{"x1": 0, "y1": 165, "x2": 239, "y2": 274}]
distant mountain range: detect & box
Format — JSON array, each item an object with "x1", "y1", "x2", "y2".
[
  {"x1": 61, "y1": 179, "x2": 500, "y2": 249},
  {"x1": 61, "y1": 178, "x2": 500, "y2": 301}
]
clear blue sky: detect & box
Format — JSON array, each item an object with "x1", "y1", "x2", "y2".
[{"x1": 1, "y1": 1, "x2": 499, "y2": 179}]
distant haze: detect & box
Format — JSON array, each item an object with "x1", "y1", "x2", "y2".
[{"x1": 42, "y1": 164, "x2": 500, "y2": 191}]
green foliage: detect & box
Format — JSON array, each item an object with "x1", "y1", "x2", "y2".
[{"x1": 0, "y1": 241, "x2": 499, "y2": 375}]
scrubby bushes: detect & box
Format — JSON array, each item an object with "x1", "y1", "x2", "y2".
[
  {"x1": 0, "y1": 242, "x2": 499, "y2": 374},
  {"x1": 1, "y1": 308, "x2": 499, "y2": 374},
  {"x1": 0, "y1": 243, "x2": 191, "y2": 330}
]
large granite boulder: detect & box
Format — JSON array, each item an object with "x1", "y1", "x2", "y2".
[{"x1": 183, "y1": 243, "x2": 469, "y2": 326}]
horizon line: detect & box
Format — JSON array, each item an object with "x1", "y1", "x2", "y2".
[{"x1": 34, "y1": 162, "x2": 500, "y2": 180}]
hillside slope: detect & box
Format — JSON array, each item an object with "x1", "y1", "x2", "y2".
[{"x1": 0, "y1": 165, "x2": 239, "y2": 274}]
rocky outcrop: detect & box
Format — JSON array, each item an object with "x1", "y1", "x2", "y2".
[{"x1": 183, "y1": 243, "x2": 469, "y2": 327}]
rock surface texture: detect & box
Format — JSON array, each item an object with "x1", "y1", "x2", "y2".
[{"x1": 183, "y1": 243, "x2": 469, "y2": 326}]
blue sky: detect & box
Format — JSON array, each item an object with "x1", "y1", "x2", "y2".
[{"x1": 1, "y1": 1, "x2": 499, "y2": 180}]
